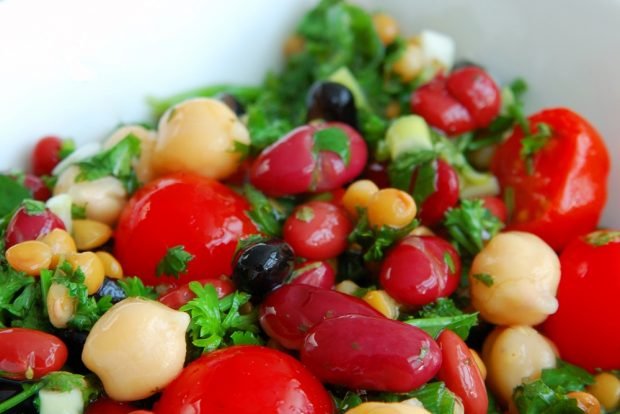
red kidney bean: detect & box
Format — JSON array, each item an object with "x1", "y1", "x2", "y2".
[
  {"x1": 4, "y1": 205, "x2": 65, "y2": 248},
  {"x1": 290, "y1": 261, "x2": 336, "y2": 289},
  {"x1": 301, "y1": 314, "x2": 442, "y2": 392},
  {"x1": 411, "y1": 159, "x2": 460, "y2": 226},
  {"x1": 0, "y1": 328, "x2": 68, "y2": 380}
]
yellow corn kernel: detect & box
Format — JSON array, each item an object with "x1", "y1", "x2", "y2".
[
  {"x1": 567, "y1": 391, "x2": 601, "y2": 414},
  {"x1": 335, "y1": 280, "x2": 361, "y2": 296},
  {"x1": 39, "y1": 228, "x2": 77, "y2": 267},
  {"x1": 342, "y1": 180, "x2": 380, "y2": 218},
  {"x1": 367, "y1": 189, "x2": 417, "y2": 229},
  {"x1": 587, "y1": 372, "x2": 620, "y2": 411},
  {"x1": 6, "y1": 241, "x2": 52, "y2": 276},
  {"x1": 469, "y1": 348, "x2": 487, "y2": 380},
  {"x1": 72, "y1": 219, "x2": 113, "y2": 251},
  {"x1": 363, "y1": 290, "x2": 399, "y2": 319},
  {"x1": 372, "y1": 13, "x2": 399, "y2": 46},
  {"x1": 65, "y1": 252, "x2": 105, "y2": 295},
  {"x1": 95, "y1": 251, "x2": 124, "y2": 279},
  {"x1": 47, "y1": 283, "x2": 77, "y2": 328}
]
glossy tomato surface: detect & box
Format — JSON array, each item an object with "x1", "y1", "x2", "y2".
[
  {"x1": 31, "y1": 136, "x2": 62, "y2": 177},
  {"x1": 4, "y1": 205, "x2": 65, "y2": 248},
  {"x1": 492, "y1": 108, "x2": 609, "y2": 250},
  {"x1": 114, "y1": 173, "x2": 257, "y2": 286},
  {"x1": 542, "y1": 230, "x2": 620, "y2": 371},
  {"x1": 0, "y1": 328, "x2": 68, "y2": 380},
  {"x1": 154, "y1": 345, "x2": 334, "y2": 414}
]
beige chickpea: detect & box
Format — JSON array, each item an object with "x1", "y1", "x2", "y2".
[
  {"x1": 82, "y1": 298, "x2": 190, "y2": 401},
  {"x1": 104, "y1": 125, "x2": 156, "y2": 184},
  {"x1": 65, "y1": 252, "x2": 105, "y2": 295},
  {"x1": 482, "y1": 326, "x2": 557, "y2": 405},
  {"x1": 587, "y1": 372, "x2": 620, "y2": 411},
  {"x1": 54, "y1": 166, "x2": 127, "y2": 226},
  {"x1": 39, "y1": 228, "x2": 77, "y2": 268},
  {"x1": 345, "y1": 401, "x2": 431, "y2": 414},
  {"x1": 47, "y1": 283, "x2": 77, "y2": 328},
  {"x1": 152, "y1": 98, "x2": 250, "y2": 180},
  {"x1": 5, "y1": 241, "x2": 52, "y2": 276},
  {"x1": 469, "y1": 231, "x2": 560, "y2": 326}
]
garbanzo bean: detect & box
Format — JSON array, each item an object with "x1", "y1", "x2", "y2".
[
  {"x1": 372, "y1": 13, "x2": 399, "y2": 46},
  {"x1": 39, "y1": 228, "x2": 77, "y2": 267},
  {"x1": 72, "y1": 219, "x2": 113, "y2": 250},
  {"x1": 6, "y1": 240, "x2": 52, "y2": 276},
  {"x1": 342, "y1": 179, "x2": 379, "y2": 218},
  {"x1": 367, "y1": 188, "x2": 417, "y2": 229},
  {"x1": 95, "y1": 251, "x2": 124, "y2": 279},
  {"x1": 391, "y1": 42, "x2": 424, "y2": 83},
  {"x1": 587, "y1": 372, "x2": 620, "y2": 411},
  {"x1": 566, "y1": 391, "x2": 601, "y2": 414},
  {"x1": 47, "y1": 283, "x2": 77, "y2": 329},
  {"x1": 82, "y1": 298, "x2": 190, "y2": 401},
  {"x1": 65, "y1": 252, "x2": 105, "y2": 295},
  {"x1": 104, "y1": 125, "x2": 156, "y2": 183}
]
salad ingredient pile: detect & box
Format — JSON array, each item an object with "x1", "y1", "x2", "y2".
[{"x1": 1, "y1": 0, "x2": 618, "y2": 413}]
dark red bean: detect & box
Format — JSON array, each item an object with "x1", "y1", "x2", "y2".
[
  {"x1": 0, "y1": 328, "x2": 68, "y2": 380},
  {"x1": 290, "y1": 261, "x2": 336, "y2": 289},
  {"x1": 411, "y1": 159, "x2": 460, "y2": 226}
]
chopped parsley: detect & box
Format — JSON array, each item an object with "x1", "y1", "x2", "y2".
[
  {"x1": 71, "y1": 204, "x2": 87, "y2": 219},
  {"x1": 58, "y1": 139, "x2": 76, "y2": 160},
  {"x1": 295, "y1": 206, "x2": 315, "y2": 222},
  {"x1": 0, "y1": 175, "x2": 31, "y2": 217},
  {"x1": 585, "y1": 230, "x2": 620, "y2": 247},
  {"x1": 156, "y1": 246, "x2": 194, "y2": 279},
  {"x1": 472, "y1": 273, "x2": 494, "y2": 287},
  {"x1": 443, "y1": 252, "x2": 456, "y2": 274},
  {"x1": 117, "y1": 276, "x2": 157, "y2": 300},
  {"x1": 387, "y1": 150, "x2": 437, "y2": 191},
  {"x1": 520, "y1": 122, "x2": 553, "y2": 174},
  {"x1": 443, "y1": 199, "x2": 503, "y2": 257},
  {"x1": 243, "y1": 184, "x2": 290, "y2": 237},
  {"x1": 22, "y1": 199, "x2": 46, "y2": 216},
  {"x1": 313, "y1": 127, "x2": 351, "y2": 166}
]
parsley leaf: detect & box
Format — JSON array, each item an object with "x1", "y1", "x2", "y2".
[
  {"x1": 513, "y1": 379, "x2": 582, "y2": 414},
  {"x1": 313, "y1": 127, "x2": 351, "y2": 166},
  {"x1": 58, "y1": 139, "x2": 76, "y2": 160},
  {"x1": 443, "y1": 199, "x2": 503, "y2": 257},
  {"x1": 0, "y1": 262, "x2": 50, "y2": 331},
  {"x1": 331, "y1": 390, "x2": 364, "y2": 413},
  {"x1": 520, "y1": 122, "x2": 553, "y2": 174},
  {"x1": 156, "y1": 246, "x2": 194, "y2": 279},
  {"x1": 387, "y1": 150, "x2": 437, "y2": 191},
  {"x1": 22, "y1": 199, "x2": 46, "y2": 216},
  {"x1": 181, "y1": 282, "x2": 262, "y2": 353},
  {"x1": 117, "y1": 277, "x2": 157, "y2": 300},
  {"x1": 405, "y1": 313, "x2": 478, "y2": 340},
  {"x1": 71, "y1": 204, "x2": 87, "y2": 219},
  {"x1": 585, "y1": 230, "x2": 620, "y2": 247},
  {"x1": 418, "y1": 298, "x2": 464, "y2": 318},
  {"x1": 540, "y1": 360, "x2": 594, "y2": 393},
  {"x1": 376, "y1": 382, "x2": 457, "y2": 413},
  {"x1": 0, "y1": 175, "x2": 31, "y2": 217},
  {"x1": 243, "y1": 184, "x2": 290, "y2": 237},
  {"x1": 472, "y1": 273, "x2": 494, "y2": 287},
  {"x1": 76, "y1": 134, "x2": 141, "y2": 193}
]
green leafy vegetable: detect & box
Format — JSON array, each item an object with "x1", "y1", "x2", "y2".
[
  {"x1": 0, "y1": 262, "x2": 50, "y2": 331},
  {"x1": 443, "y1": 199, "x2": 503, "y2": 257},
  {"x1": 156, "y1": 245, "x2": 194, "y2": 279},
  {"x1": 117, "y1": 276, "x2": 157, "y2": 300},
  {"x1": 76, "y1": 134, "x2": 141, "y2": 193},
  {"x1": 520, "y1": 122, "x2": 553, "y2": 174},
  {"x1": 0, "y1": 175, "x2": 31, "y2": 217},
  {"x1": 376, "y1": 382, "x2": 457, "y2": 413},
  {"x1": 472, "y1": 273, "x2": 494, "y2": 287},
  {"x1": 22, "y1": 199, "x2": 46, "y2": 215},
  {"x1": 405, "y1": 313, "x2": 478, "y2": 340},
  {"x1": 181, "y1": 282, "x2": 262, "y2": 353},
  {"x1": 513, "y1": 379, "x2": 582, "y2": 414},
  {"x1": 387, "y1": 150, "x2": 437, "y2": 191},
  {"x1": 585, "y1": 230, "x2": 620, "y2": 247},
  {"x1": 418, "y1": 297, "x2": 464, "y2": 318},
  {"x1": 243, "y1": 184, "x2": 290, "y2": 237},
  {"x1": 58, "y1": 139, "x2": 76, "y2": 160},
  {"x1": 71, "y1": 204, "x2": 87, "y2": 219},
  {"x1": 443, "y1": 252, "x2": 456, "y2": 274},
  {"x1": 313, "y1": 127, "x2": 351, "y2": 166},
  {"x1": 540, "y1": 360, "x2": 594, "y2": 393}
]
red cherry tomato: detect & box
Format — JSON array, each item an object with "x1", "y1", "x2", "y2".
[
  {"x1": 436, "y1": 329, "x2": 488, "y2": 414},
  {"x1": 283, "y1": 201, "x2": 352, "y2": 260},
  {"x1": 114, "y1": 173, "x2": 257, "y2": 286},
  {"x1": 411, "y1": 67, "x2": 501, "y2": 135},
  {"x1": 301, "y1": 314, "x2": 442, "y2": 392},
  {"x1": 259, "y1": 284, "x2": 383, "y2": 350},
  {"x1": 31, "y1": 136, "x2": 63, "y2": 176},
  {"x1": 411, "y1": 159, "x2": 460, "y2": 226},
  {"x1": 158, "y1": 278, "x2": 235, "y2": 310},
  {"x1": 491, "y1": 108, "x2": 610, "y2": 250},
  {"x1": 4, "y1": 205, "x2": 65, "y2": 248},
  {"x1": 290, "y1": 261, "x2": 336, "y2": 289},
  {"x1": 380, "y1": 235, "x2": 460, "y2": 306},
  {"x1": 154, "y1": 345, "x2": 334, "y2": 414},
  {"x1": 0, "y1": 328, "x2": 68, "y2": 380},
  {"x1": 478, "y1": 196, "x2": 508, "y2": 223},
  {"x1": 250, "y1": 122, "x2": 368, "y2": 196},
  {"x1": 85, "y1": 398, "x2": 137, "y2": 414},
  {"x1": 542, "y1": 230, "x2": 620, "y2": 371}
]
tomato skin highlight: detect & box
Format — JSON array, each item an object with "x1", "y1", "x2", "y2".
[
  {"x1": 445, "y1": 66, "x2": 501, "y2": 128},
  {"x1": 0, "y1": 328, "x2": 68, "y2": 380},
  {"x1": 436, "y1": 329, "x2": 488, "y2": 414},
  {"x1": 283, "y1": 201, "x2": 352, "y2": 260},
  {"x1": 491, "y1": 108, "x2": 610, "y2": 250},
  {"x1": 158, "y1": 278, "x2": 235, "y2": 310},
  {"x1": 4, "y1": 205, "x2": 65, "y2": 248},
  {"x1": 541, "y1": 230, "x2": 620, "y2": 371},
  {"x1": 301, "y1": 314, "x2": 441, "y2": 392},
  {"x1": 154, "y1": 345, "x2": 334, "y2": 414},
  {"x1": 114, "y1": 173, "x2": 257, "y2": 286},
  {"x1": 32, "y1": 136, "x2": 62, "y2": 177}
]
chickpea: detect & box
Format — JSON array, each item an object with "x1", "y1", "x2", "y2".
[
  {"x1": 39, "y1": 228, "x2": 77, "y2": 268},
  {"x1": 82, "y1": 298, "x2": 190, "y2": 401},
  {"x1": 152, "y1": 98, "x2": 250, "y2": 180},
  {"x1": 5, "y1": 241, "x2": 52, "y2": 276},
  {"x1": 342, "y1": 180, "x2": 379, "y2": 218},
  {"x1": 95, "y1": 251, "x2": 124, "y2": 279},
  {"x1": 104, "y1": 125, "x2": 156, "y2": 183},
  {"x1": 469, "y1": 231, "x2": 560, "y2": 326},
  {"x1": 47, "y1": 283, "x2": 77, "y2": 328},
  {"x1": 372, "y1": 13, "x2": 399, "y2": 46},
  {"x1": 566, "y1": 391, "x2": 601, "y2": 414},
  {"x1": 367, "y1": 188, "x2": 417, "y2": 229},
  {"x1": 482, "y1": 326, "x2": 557, "y2": 405},
  {"x1": 587, "y1": 372, "x2": 620, "y2": 411},
  {"x1": 54, "y1": 166, "x2": 127, "y2": 226},
  {"x1": 72, "y1": 219, "x2": 113, "y2": 251},
  {"x1": 345, "y1": 401, "x2": 430, "y2": 414},
  {"x1": 391, "y1": 42, "x2": 425, "y2": 83},
  {"x1": 65, "y1": 252, "x2": 105, "y2": 295}
]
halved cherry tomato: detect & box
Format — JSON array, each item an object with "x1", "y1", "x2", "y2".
[
  {"x1": 31, "y1": 135, "x2": 63, "y2": 176},
  {"x1": 250, "y1": 122, "x2": 368, "y2": 196},
  {"x1": 158, "y1": 277, "x2": 235, "y2": 310},
  {"x1": 436, "y1": 329, "x2": 488, "y2": 414},
  {"x1": 290, "y1": 260, "x2": 336, "y2": 289},
  {"x1": 542, "y1": 230, "x2": 620, "y2": 371},
  {"x1": 114, "y1": 173, "x2": 257, "y2": 286},
  {"x1": 491, "y1": 108, "x2": 609, "y2": 250},
  {"x1": 85, "y1": 398, "x2": 137, "y2": 414},
  {"x1": 4, "y1": 204, "x2": 65, "y2": 248},
  {"x1": 410, "y1": 159, "x2": 460, "y2": 226},
  {"x1": 154, "y1": 345, "x2": 334, "y2": 414},
  {"x1": 283, "y1": 201, "x2": 352, "y2": 260},
  {"x1": 0, "y1": 328, "x2": 68, "y2": 380}
]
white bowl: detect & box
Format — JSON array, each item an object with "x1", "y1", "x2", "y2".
[{"x1": 1, "y1": 0, "x2": 618, "y2": 226}]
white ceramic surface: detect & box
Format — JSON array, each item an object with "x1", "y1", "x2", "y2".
[{"x1": 1, "y1": 0, "x2": 618, "y2": 226}]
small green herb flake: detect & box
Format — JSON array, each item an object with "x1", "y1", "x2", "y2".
[
  {"x1": 443, "y1": 199, "x2": 503, "y2": 258},
  {"x1": 443, "y1": 252, "x2": 456, "y2": 274},
  {"x1": 295, "y1": 206, "x2": 315, "y2": 222},
  {"x1": 117, "y1": 277, "x2": 157, "y2": 299},
  {"x1": 22, "y1": 199, "x2": 46, "y2": 216},
  {"x1": 387, "y1": 150, "x2": 437, "y2": 191},
  {"x1": 58, "y1": 139, "x2": 76, "y2": 160},
  {"x1": 472, "y1": 273, "x2": 494, "y2": 287},
  {"x1": 313, "y1": 127, "x2": 351, "y2": 166},
  {"x1": 520, "y1": 122, "x2": 553, "y2": 174},
  {"x1": 156, "y1": 245, "x2": 194, "y2": 279},
  {"x1": 231, "y1": 140, "x2": 250, "y2": 160},
  {"x1": 585, "y1": 230, "x2": 620, "y2": 247},
  {"x1": 71, "y1": 204, "x2": 87, "y2": 219}
]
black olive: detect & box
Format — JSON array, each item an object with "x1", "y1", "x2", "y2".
[
  {"x1": 306, "y1": 81, "x2": 358, "y2": 129},
  {"x1": 218, "y1": 93, "x2": 245, "y2": 116},
  {"x1": 231, "y1": 239, "x2": 294, "y2": 301},
  {"x1": 54, "y1": 329, "x2": 90, "y2": 374},
  {"x1": 95, "y1": 277, "x2": 127, "y2": 303}
]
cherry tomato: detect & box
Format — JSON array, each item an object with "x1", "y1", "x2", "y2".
[
  {"x1": 301, "y1": 314, "x2": 441, "y2": 392},
  {"x1": 85, "y1": 398, "x2": 137, "y2": 414},
  {"x1": 259, "y1": 284, "x2": 383, "y2": 349},
  {"x1": 411, "y1": 67, "x2": 501, "y2": 135},
  {"x1": 478, "y1": 195, "x2": 508, "y2": 223},
  {"x1": 114, "y1": 173, "x2": 257, "y2": 286},
  {"x1": 436, "y1": 329, "x2": 488, "y2": 414},
  {"x1": 0, "y1": 328, "x2": 68, "y2": 380},
  {"x1": 4, "y1": 204, "x2": 65, "y2": 248},
  {"x1": 283, "y1": 201, "x2": 352, "y2": 260},
  {"x1": 491, "y1": 108, "x2": 610, "y2": 250},
  {"x1": 158, "y1": 277, "x2": 235, "y2": 310},
  {"x1": 31, "y1": 136, "x2": 63, "y2": 176},
  {"x1": 9, "y1": 173, "x2": 51, "y2": 201},
  {"x1": 290, "y1": 261, "x2": 336, "y2": 289},
  {"x1": 250, "y1": 122, "x2": 368, "y2": 196},
  {"x1": 542, "y1": 230, "x2": 620, "y2": 371},
  {"x1": 154, "y1": 345, "x2": 334, "y2": 414},
  {"x1": 410, "y1": 159, "x2": 460, "y2": 226},
  {"x1": 380, "y1": 235, "x2": 460, "y2": 306}
]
